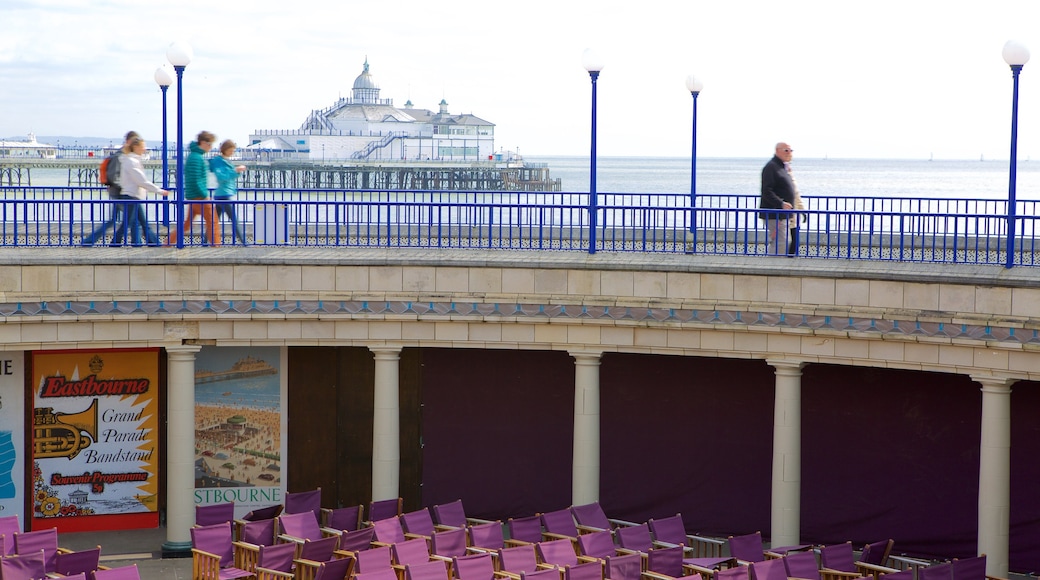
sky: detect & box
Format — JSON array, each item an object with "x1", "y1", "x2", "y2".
[{"x1": 3, "y1": 0, "x2": 1040, "y2": 160}]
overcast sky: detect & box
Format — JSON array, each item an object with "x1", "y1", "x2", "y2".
[{"x1": 3, "y1": 0, "x2": 1040, "y2": 160}]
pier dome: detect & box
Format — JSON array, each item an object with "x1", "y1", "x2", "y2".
[{"x1": 352, "y1": 58, "x2": 380, "y2": 104}]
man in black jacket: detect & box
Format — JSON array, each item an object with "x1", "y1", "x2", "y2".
[{"x1": 759, "y1": 142, "x2": 796, "y2": 255}]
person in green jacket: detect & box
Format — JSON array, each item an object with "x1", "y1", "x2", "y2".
[
  {"x1": 209, "y1": 139, "x2": 248, "y2": 245},
  {"x1": 174, "y1": 130, "x2": 221, "y2": 245}
]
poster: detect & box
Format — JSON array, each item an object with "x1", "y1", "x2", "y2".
[
  {"x1": 31, "y1": 349, "x2": 160, "y2": 531},
  {"x1": 0, "y1": 352, "x2": 25, "y2": 524},
  {"x1": 194, "y1": 346, "x2": 286, "y2": 518}
]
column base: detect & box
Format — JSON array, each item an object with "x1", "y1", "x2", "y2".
[{"x1": 161, "y1": 541, "x2": 193, "y2": 558}]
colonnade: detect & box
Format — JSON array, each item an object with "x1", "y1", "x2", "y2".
[{"x1": 162, "y1": 344, "x2": 1013, "y2": 576}]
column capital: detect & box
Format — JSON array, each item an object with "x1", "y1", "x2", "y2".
[
  {"x1": 765, "y1": 358, "x2": 807, "y2": 373},
  {"x1": 971, "y1": 375, "x2": 1016, "y2": 394},
  {"x1": 369, "y1": 345, "x2": 403, "y2": 360},
  {"x1": 164, "y1": 343, "x2": 202, "y2": 356},
  {"x1": 569, "y1": 350, "x2": 603, "y2": 365}
]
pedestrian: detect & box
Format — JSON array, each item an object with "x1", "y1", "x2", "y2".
[
  {"x1": 81, "y1": 131, "x2": 136, "y2": 246},
  {"x1": 170, "y1": 130, "x2": 221, "y2": 245},
  {"x1": 118, "y1": 136, "x2": 169, "y2": 246},
  {"x1": 209, "y1": 139, "x2": 248, "y2": 245},
  {"x1": 787, "y1": 164, "x2": 806, "y2": 256},
  {"x1": 759, "y1": 142, "x2": 796, "y2": 256}
]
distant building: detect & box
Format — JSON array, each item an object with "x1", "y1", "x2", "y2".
[
  {"x1": 247, "y1": 59, "x2": 496, "y2": 162},
  {"x1": 0, "y1": 133, "x2": 57, "y2": 159}
]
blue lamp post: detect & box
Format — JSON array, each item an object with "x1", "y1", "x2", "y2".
[
  {"x1": 166, "y1": 41, "x2": 193, "y2": 249},
  {"x1": 154, "y1": 65, "x2": 173, "y2": 228},
  {"x1": 582, "y1": 49, "x2": 604, "y2": 255},
  {"x1": 1002, "y1": 40, "x2": 1029, "y2": 269},
  {"x1": 686, "y1": 74, "x2": 703, "y2": 250}
]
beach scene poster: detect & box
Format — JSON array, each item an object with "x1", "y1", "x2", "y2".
[
  {"x1": 0, "y1": 352, "x2": 26, "y2": 525},
  {"x1": 31, "y1": 349, "x2": 160, "y2": 532},
  {"x1": 194, "y1": 346, "x2": 286, "y2": 518}
]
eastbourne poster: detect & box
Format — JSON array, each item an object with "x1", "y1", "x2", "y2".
[
  {"x1": 31, "y1": 349, "x2": 160, "y2": 532},
  {"x1": 194, "y1": 346, "x2": 286, "y2": 519},
  {"x1": 0, "y1": 352, "x2": 25, "y2": 524}
]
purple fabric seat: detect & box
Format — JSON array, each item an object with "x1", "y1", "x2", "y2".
[
  {"x1": 0, "y1": 514, "x2": 21, "y2": 556},
  {"x1": 432, "y1": 500, "x2": 468, "y2": 528},
  {"x1": 952, "y1": 555, "x2": 987, "y2": 580},
  {"x1": 393, "y1": 537, "x2": 432, "y2": 566},
  {"x1": 324, "y1": 505, "x2": 364, "y2": 531},
  {"x1": 565, "y1": 561, "x2": 605, "y2": 580},
  {"x1": 285, "y1": 487, "x2": 322, "y2": 517},
  {"x1": 538, "y1": 538, "x2": 579, "y2": 568},
  {"x1": 279, "y1": 511, "x2": 324, "y2": 542},
  {"x1": 648, "y1": 515, "x2": 690, "y2": 546},
  {"x1": 310, "y1": 557, "x2": 355, "y2": 580},
  {"x1": 647, "y1": 546, "x2": 685, "y2": 577},
  {"x1": 605, "y1": 553, "x2": 642, "y2": 580},
  {"x1": 859, "y1": 540, "x2": 893, "y2": 566},
  {"x1": 727, "y1": 532, "x2": 765, "y2": 563},
  {"x1": 507, "y1": 515, "x2": 544, "y2": 545},
  {"x1": 190, "y1": 522, "x2": 253, "y2": 580},
  {"x1": 255, "y1": 541, "x2": 296, "y2": 575},
  {"x1": 340, "y1": 526, "x2": 377, "y2": 552},
  {"x1": 818, "y1": 543, "x2": 856, "y2": 573},
  {"x1": 469, "y1": 521, "x2": 505, "y2": 550},
  {"x1": 541, "y1": 509, "x2": 579, "y2": 539},
  {"x1": 369, "y1": 498, "x2": 404, "y2": 522},
  {"x1": 522, "y1": 569, "x2": 562, "y2": 580},
  {"x1": 882, "y1": 571, "x2": 915, "y2": 580},
  {"x1": 196, "y1": 502, "x2": 236, "y2": 526},
  {"x1": 920, "y1": 562, "x2": 953, "y2": 580},
  {"x1": 373, "y1": 516, "x2": 407, "y2": 544},
  {"x1": 714, "y1": 566, "x2": 750, "y2": 580},
  {"x1": 453, "y1": 553, "x2": 496, "y2": 580},
  {"x1": 499, "y1": 544, "x2": 540, "y2": 574},
  {"x1": 13, "y1": 527, "x2": 61, "y2": 573},
  {"x1": 1, "y1": 549, "x2": 47, "y2": 580},
  {"x1": 357, "y1": 545, "x2": 394, "y2": 573},
  {"x1": 402, "y1": 507, "x2": 438, "y2": 537},
  {"x1": 299, "y1": 535, "x2": 340, "y2": 562},
  {"x1": 571, "y1": 503, "x2": 613, "y2": 532},
  {"x1": 431, "y1": 528, "x2": 468, "y2": 558},
  {"x1": 55, "y1": 546, "x2": 102, "y2": 577},
  {"x1": 407, "y1": 560, "x2": 450, "y2": 580},
  {"x1": 242, "y1": 504, "x2": 283, "y2": 522},
  {"x1": 92, "y1": 563, "x2": 143, "y2": 580},
  {"x1": 240, "y1": 517, "x2": 277, "y2": 546},
  {"x1": 615, "y1": 524, "x2": 653, "y2": 552},
  {"x1": 749, "y1": 558, "x2": 788, "y2": 580},
  {"x1": 577, "y1": 530, "x2": 616, "y2": 559},
  {"x1": 358, "y1": 569, "x2": 403, "y2": 580},
  {"x1": 783, "y1": 550, "x2": 821, "y2": 580}
]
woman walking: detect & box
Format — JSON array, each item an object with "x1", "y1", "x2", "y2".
[
  {"x1": 209, "y1": 139, "x2": 248, "y2": 245},
  {"x1": 118, "y1": 136, "x2": 168, "y2": 246}
]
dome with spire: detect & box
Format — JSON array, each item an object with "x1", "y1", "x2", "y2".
[{"x1": 352, "y1": 58, "x2": 381, "y2": 104}]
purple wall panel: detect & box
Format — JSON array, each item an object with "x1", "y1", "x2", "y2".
[
  {"x1": 1009, "y1": 381, "x2": 1040, "y2": 572},
  {"x1": 419, "y1": 348, "x2": 575, "y2": 519},
  {"x1": 598, "y1": 353, "x2": 776, "y2": 537}
]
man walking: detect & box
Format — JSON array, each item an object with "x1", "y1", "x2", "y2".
[
  {"x1": 81, "y1": 131, "x2": 137, "y2": 246},
  {"x1": 759, "y1": 142, "x2": 796, "y2": 256}
]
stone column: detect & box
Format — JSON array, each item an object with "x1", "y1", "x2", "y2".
[
  {"x1": 163, "y1": 343, "x2": 201, "y2": 557},
  {"x1": 371, "y1": 346, "x2": 403, "y2": 501},
  {"x1": 766, "y1": 359, "x2": 806, "y2": 549},
  {"x1": 570, "y1": 351, "x2": 602, "y2": 505},
  {"x1": 972, "y1": 375, "x2": 1014, "y2": 578}
]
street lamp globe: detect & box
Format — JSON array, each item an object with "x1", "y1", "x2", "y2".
[
  {"x1": 154, "y1": 65, "x2": 174, "y2": 87},
  {"x1": 1003, "y1": 40, "x2": 1030, "y2": 67},
  {"x1": 685, "y1": 75, "x2": 704, "y2": 94},
  {"x1": 582, "y1": 49, "x2": 605, "y2": 73},
  {"x1": 166, "y1": 41, "x2": 193, "y2": 67}
]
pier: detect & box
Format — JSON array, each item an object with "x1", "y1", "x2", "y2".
[{"x1": 0, "y1": 158, "x2": 562, "y2": 191}]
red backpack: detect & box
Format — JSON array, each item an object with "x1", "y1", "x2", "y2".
[{"x1": 99, "y1": 156, "x2": 112, "y2": 185}]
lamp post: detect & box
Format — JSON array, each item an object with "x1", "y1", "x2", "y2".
[
  {"x1": 1002, "y1": 40, "x2": 1029, "y2": 269},
  {"x1": 582, "y1": 49, "x2": 604, "y2": 255},
  {"x1": 154, "y1": 65, "x2": 173, "y2": 228},
  {"x1": 686, "y1": 75, "x2": 704, "y2": 251},
  {"x1": 167, "y1": 41, "x2": 193, "y2": 249}
]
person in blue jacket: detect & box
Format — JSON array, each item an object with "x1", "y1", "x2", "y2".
[{"x1": 208, "y1": 139, "x2": 248, "y2": 245}]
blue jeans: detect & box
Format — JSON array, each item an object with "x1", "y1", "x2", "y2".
[
  {"x1": 81, "y1": 200, "x2": 125, "y2": 246},
  {"x1": 111, "y1": 197, "x2": 159, "y2": 246},
  {"x1": 214, "y1": 198, "x2": 247, "y2": 245}
]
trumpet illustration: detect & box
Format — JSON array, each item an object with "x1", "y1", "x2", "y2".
[{"x1": 33, "y1": 400, "x2": 98, "y2": 460}]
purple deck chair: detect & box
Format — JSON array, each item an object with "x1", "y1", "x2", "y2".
[
  {"x1": 818, "y1": 543, "x2": 856, "y2": 573},
  {"x1": 920, "y1": 562, "x2": 954, "y2": 580},
  {"x1": 0, "y1": 549, "x2": 47, "y2": 580},
  {"x1": 340, "y1": 526, "x2": 378, "y2": 552},
  {"x1": 0, "y1": 514, "x2": 21, "y2": 555},
  {"x1": 541, "y1": 509, "x2": 580, "y2": 540},
  {"x1": 469, "y1": 521, "x2": 505, "y2": 550},
  {"x1": 507, "y1": 515, "x2": 544, "y2": 546},
  {"x1": 783, "y1": 551, "x2": 821, "y2": 580},
  {"x1": 952, "y1": 555, "x2": 987, "y2": 580},
  {"x1": 190, "y1": 521, "x2": 253, "y2": 580},
  {"x1": 285, "y1": 487, "x2": 323, "y2": 521},
  {"x1": 309, "y1": 557, "x2": 355, "y2": 580},
  {"x1": 55, "y1": 546, "x2": 102, "y2": 577},
  {"x1": 407, "y1": 560, "x2": 450, "y2": 580},
  {"x1": 370, "y1": 498, "x2": 404, "y2": 522},
  {"x1": 571, "y1": 503, "x2": 638, "y2": 534},
  {"x1": 299, "y1": 535, "x2": 341, "y2": 563},
  {"x1": 646, "y1": 546, "x2": 685, "y2": 576},
  {"x1": 453, "y1": 553, "x2": 496, "y2": 580},
  {"x1": 499, "y1": 544, "x2": 540, "y2": 575},
  {"x1": 255, "y1": 541, "x2": 296, "y2": 575},
  {"x1": 432, "y1": 500, "x2": 470, "y2": 529},
  {"x1": 749, "y1": 558, "x2": 788, "y2": 580},
  {"x1": 714, "y1": 566, "x2": 750, "y2": 580},
  {"x1": 373, "y1": 516, "x2": 407, "y2": 544},
  {"x1": 357, "y1": 545, "x2": 394, "y2": 573},
  {"x1": 727, "y1": 532, "x2": 766, "y2": 563},
  {"x1": 196, "y1": 502, "x2": 235, "y2": 526},
  {"x1": 859, "y1": 540, "x2": 894, "y2": 566},
  {"x1": 605, "y1": 553, "x2": 642, "y2": 580},
  {"x1": 565, "y1": 561, "x2": 605, "y2": 580},
  {"x1": 358, "y1": 568, "x2": 401, "y2": 580},
  {"x1": 648, "y1": 514, "x2": 728, "y2": 565},
  {"x1": 13, "y1": 527, "x2": 62, "y2": 573},
  {"x1": 522, "y1": 569, "x2": 563, "y2": 580},
  {"x1": 323, "y1": 505, "x2": 364, "y2": 532},
  {"x1": 615, "y1": 524, "x2": 654, "y2": 552},
  {"x1": 538, "y1": 538, "x2": 579, "y2": 568},
  {"x1": 431, "y1": 528, "x2": 468, "y2": 558},
  {"x1": 402, "y1": 508, "x2": 438, "y2": 537},
  {"x1": 578, "y1": 530, "x2": 616, "y2": 559},
  {"x1": 241, "y1": 518, "x2": 278, "y2": 546},
  {"x1": 393, "y1": 537, "x2": 432, "y2": 567},
  {"x1": 279, "y1": 511, "x2": 325, "y2": 542},
  {"x1": 92, "y1": 564, "x2": 143, "y2": 580},
  {"x1": 243, "y1": 504, "x2": 284, "y2": 522}
]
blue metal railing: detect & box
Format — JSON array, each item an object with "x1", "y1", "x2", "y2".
[{"x1": 0, "y1": 186, "x2": 1036, "y2": 267}]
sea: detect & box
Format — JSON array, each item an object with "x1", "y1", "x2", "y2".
[{"x1": 18, "y1": 156, "x2": 1040, "y2": 201}]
